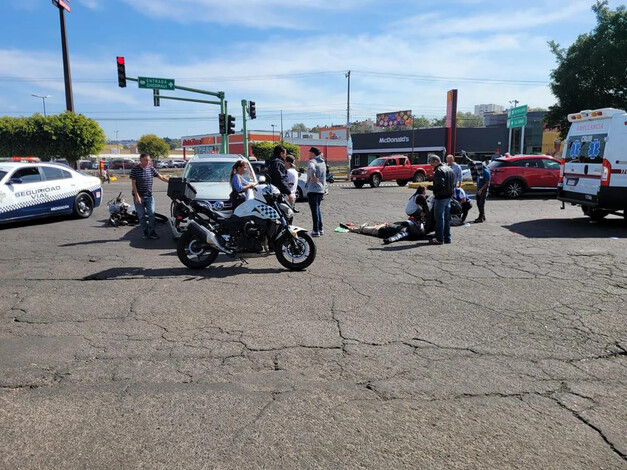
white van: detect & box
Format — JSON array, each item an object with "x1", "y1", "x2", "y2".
[{"x1": 558, "y1": 108, "x2": 627, "y2": 220}]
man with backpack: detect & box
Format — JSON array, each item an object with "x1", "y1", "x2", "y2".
[{"x1": 428, "y1": 154, "x2": 455, "y2": 245}]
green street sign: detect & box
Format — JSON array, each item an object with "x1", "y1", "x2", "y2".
[
  {"x1": 508, "y1": 105, "x2": 528, "y2": 118},
  {"x1": 507, "y1": 116, "x2": 527, "y2": 128},
  {"x1": 138, "y1": 76, "x2": 175, "y2": 90}
]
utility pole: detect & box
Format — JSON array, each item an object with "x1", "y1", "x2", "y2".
[
  {"x1": 280, "y1": 110, "x2": 283, "y2": 143},
  {"x1": 115, "y1": 129, "x2": 120, "y2": 154},
  {"x1": 53, "y1": 1, "x2": 74, "y2": 112},
  {"x1": 241, "y1": 99, "x2": 249, "y2": 159},
  {"x1": 32, "y1": 94, "x2": 50, "y2": 116},
  {"x1": 346, "y1": 70, "x2": 351, "y2": 174},
  {"x1": 271, "y1": 124, "x2": 276, "y2": 141}
]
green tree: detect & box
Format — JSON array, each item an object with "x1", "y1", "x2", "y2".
[
  {"x1": 310, "y1": 125, "x2": 320, "y2": 133},
  {"x1": 137, "y1": 134, "x2": 169, "y2": 159},
  {"x1": 546, "y1": 1, "x2": 627, "y2": 136},
  {"x1": 413, "y1": 116, "x2": 433, "y2": 128},
  {"x1": 251, "y1": 141, "x2": 300, "y2": 161},
  {"x1": 0, "y1": 112, "x2": 105, "y2": 165},
  {"x1": 457, "y1": 112, "x2": 483, "y2": 128},
  {"x1": 291, "y1": 123, "x2": 309, "y2": 132}
]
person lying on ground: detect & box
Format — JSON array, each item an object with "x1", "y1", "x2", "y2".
[{"x1": 340, "y1": 217, "x2": 425, "y2": 245}]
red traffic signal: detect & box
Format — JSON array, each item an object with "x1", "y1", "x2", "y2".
[{"x1": 116, "y1": 56, "x2": 126, "y2": 88}]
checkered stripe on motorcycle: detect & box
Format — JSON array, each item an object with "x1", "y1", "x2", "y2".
[{"x1": 254, "y1": 205, "x2": 279, "y2": 219}]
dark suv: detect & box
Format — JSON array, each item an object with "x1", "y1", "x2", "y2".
[{"x1": 488, "y1": 155, "x2": 561, "y2": 198}]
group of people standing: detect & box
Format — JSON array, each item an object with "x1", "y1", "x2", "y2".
[
  {"x1": 230, "y1": 144, "x2": 327, "y2": 237},
  {"x1": 429, "y1": 153, "x2": 491, "y2": 245}
]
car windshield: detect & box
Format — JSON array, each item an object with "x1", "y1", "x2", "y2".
[
  {"x1": 184, "y1": 161, "x2": 252, "y2": 183},
  {"x1": 368, "y1": 158, "x2": 386, "y2": 167}
]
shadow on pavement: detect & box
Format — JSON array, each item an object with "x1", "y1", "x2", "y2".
[
  {"x1": 61, "y1": 223, "x2": 175, "y2": 249},
  {"x1": 505, "y1": 217, "x2": 626, "y2": 239},
  {"x1": 83, "y1": 263, "x2": 286, "y2": 280}
]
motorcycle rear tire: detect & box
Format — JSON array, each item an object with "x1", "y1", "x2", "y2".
[
  {"x1": 177, "y1": 230, "x2": 219, "y2": 269},
  {"x1": 275, "y1": 232, "x2": 316, "y2": 271}
]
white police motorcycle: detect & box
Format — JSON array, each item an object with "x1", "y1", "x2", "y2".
[{"x1": 169, "y1": 180, "x2": 316, "y2": 271}]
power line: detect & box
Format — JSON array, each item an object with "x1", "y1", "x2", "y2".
[{"x1": 0, "y1": 70, "x2": 548, "y2": 86}]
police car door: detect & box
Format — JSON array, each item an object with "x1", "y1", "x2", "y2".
[{"x1": 4, "y1": 166, "x2": 47, "y2": 219}]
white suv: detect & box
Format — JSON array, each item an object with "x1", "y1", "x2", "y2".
[{"x1": 169, "y1": 154, "x2": 256, "y2": 238}]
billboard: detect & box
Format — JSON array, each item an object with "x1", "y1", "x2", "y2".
[{"x1": 376, "y1": 110, "x2": 412, "y2": 128}]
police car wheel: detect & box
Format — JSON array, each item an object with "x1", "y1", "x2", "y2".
[
  {"x1": 297, "y1": 187, "x2": 304, "y2": 202},
  {"x1": 74, "y1": 192, "x2": 94, "y2": 218}
]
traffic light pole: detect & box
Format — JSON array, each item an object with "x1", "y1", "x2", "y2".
[
  {"x1": 55, "y1": 2, "x2": 74, "y2": 111},
  {"x1": 222, "y1": 101, "x2": 228, "y2": 153},
  {"x1": 125, "y1": 76, "x2": 228, "y2": 153},
  {"x1": 241, "y1": 99, "x2": 249, "y2": 159}
]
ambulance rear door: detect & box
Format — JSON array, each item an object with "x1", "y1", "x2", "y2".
[{"x1": 560, "y1": 117, "x2": 610, "y2": 206}]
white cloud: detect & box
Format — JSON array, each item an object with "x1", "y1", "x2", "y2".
[
  {"x1": 119, "y1": 0, "x2": 374, "y2": 28},
  {"x1": 393, "y1": 1, "x2": 593, "y2": 36},
  {"x1": 78, "y1": 0, "x2": 102, "y2": 11}
]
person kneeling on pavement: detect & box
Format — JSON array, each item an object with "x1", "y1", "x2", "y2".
[{"x1": 451, "y1": 186, "x2": 472, "y2": 226}]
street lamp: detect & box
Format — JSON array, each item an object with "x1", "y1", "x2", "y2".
[
  {"x1": 271, "y1": 124, "x2": 276, "y2": 141},
  {"x1": 115, "y1": 130, "x2": 120, "y2": 155},
  {"x1": 32, "y1": 94, "x2": 51, "y2": 117}
]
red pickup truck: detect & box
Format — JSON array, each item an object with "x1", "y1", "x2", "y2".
[{"x1": 349, "y1": 155, "x2": 433, "y2": 188}]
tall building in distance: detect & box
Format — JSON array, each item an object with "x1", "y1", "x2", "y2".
[{"x1": 474, "y1": 104, "x2": 505, "y2": 117}]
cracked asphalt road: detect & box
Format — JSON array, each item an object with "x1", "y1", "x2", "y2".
[{"x1": 1, "y1": 181, "x2": 625, "y2": 469}]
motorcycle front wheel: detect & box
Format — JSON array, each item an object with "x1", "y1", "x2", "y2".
[
  {"x1": 176, "y1": 230, "x2": 219, "y2": 269},
  {"x1": 275, "y1": 232, "x2": 316, "y2": 271}
]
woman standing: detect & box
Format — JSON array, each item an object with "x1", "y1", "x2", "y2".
[{"x1": 229, "y1": 160, "x2": 255, "y2": 207}]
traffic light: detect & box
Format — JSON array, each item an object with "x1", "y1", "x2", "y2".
[
  {"x1": 116, "y1": 56, "x2": 126, "y2": 88},
  {"x1": 249, "y1": 101, "x2": 256, "y2": 119},
  {"x1": 227, "y1": 115, "x2": 236, "y2": 135},
  {"x1": 218, "y1": 113, "x2": 227, "y2": 134},
  {"x1": 153, "y1": 89, "x2": 160, "y2": 107}
]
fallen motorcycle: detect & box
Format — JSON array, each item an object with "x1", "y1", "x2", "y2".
[
  {"x1": 107, "y1": 192, "x2": 167, "y2": 227},
  {"x1": 168, "y1": 180, "x2": 316, "y2": 271}
]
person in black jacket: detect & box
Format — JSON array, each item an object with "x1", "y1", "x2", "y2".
[
  {"x1": 428, "y1": 154, "x2": 455, "y2": 245},
  {"x1": 266, "y1": 145, "x2": 293, "y2": 203}
]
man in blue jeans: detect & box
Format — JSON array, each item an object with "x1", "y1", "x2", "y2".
[
  {"x1": 306, "y1": 147, "x2": 326, "y2": 237},
  {"x1": 428, "y1": 154, "x2": 455, "y2": 245},
  {"x1": 130, "y1": 153, "x2": 169, "y2": 239}
]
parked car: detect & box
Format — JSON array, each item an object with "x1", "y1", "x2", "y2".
[
  {"x1": 488, "y1": 155, "x2": 561, "y2": 198},
  {"x1": 110, "y1": 159, "x2": 137, "y2": 170},
  {"x1": 350, "y1": 155, "x2": 433, "y2": 188},
  {"x1": 169, "y1": 154, "x2": 256, "y2": 238},
  {"x1": 172, "y1": 160, "x2": 187, "y2": 168},
  {"x1": 295, "y1": 170, "x2": 329, "y2": 201},
  {"x1": 0, "y1": 161, "x2": 102, "y2": 224},
  {"x1": 250, "y1": 161, "x2": 268, "y2": 179}
]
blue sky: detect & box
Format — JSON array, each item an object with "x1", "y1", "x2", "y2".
[{"x1": 0, "y1": 0, "x2": 620, "y2": 142}]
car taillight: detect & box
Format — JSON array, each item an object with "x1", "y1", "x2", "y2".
[
  {"x1": 601, "y1": 159, "x2": 611, "y2": 187},
  {"x1": 559, "y1": 158, "x2": 565, "y2": 183}
]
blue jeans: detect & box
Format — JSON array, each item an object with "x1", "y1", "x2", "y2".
[
  {"x1": 135, "y1": 195, "x2": 155, "y2": 235},
  {"x1": 433, "y1": 197, "x2": 451, "y2": 243},
  {"x1": 307, "y1": 192, "x2": 324, "y2": 232}
]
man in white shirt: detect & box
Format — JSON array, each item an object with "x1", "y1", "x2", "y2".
[{"x1": 285, "y1": 154, "x2": 299, "y2": 206}]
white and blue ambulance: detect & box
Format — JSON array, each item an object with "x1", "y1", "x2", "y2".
[
  {"x1": 558, "y1": 108, "x2": 627, "y2": 220},
  {"x1": 0, "y1": 161, "x2": 102, "y2": 224}
]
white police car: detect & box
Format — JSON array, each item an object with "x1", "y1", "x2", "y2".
[{"x1": 0, "y1": 161, "x2": 102, "y2": 224}]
